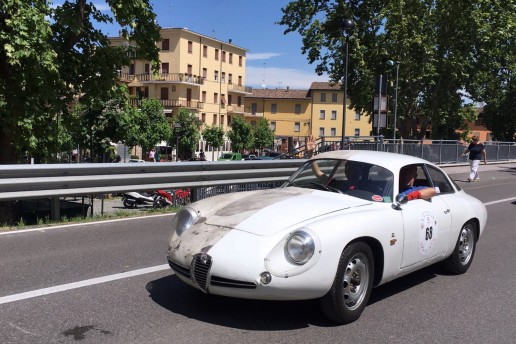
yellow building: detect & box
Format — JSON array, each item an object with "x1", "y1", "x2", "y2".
[
  {"x1": 110, "y1": 28, "x2": 252, "y2": 133},
  {"x1": 246, "y1": 82, "x2": 372, "y2": 151}
]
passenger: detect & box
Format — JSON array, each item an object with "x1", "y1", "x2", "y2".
[{"x1": 399, "y1": 165, "x2": 437, "y2": 200}]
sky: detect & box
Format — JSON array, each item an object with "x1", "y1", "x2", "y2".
[{"x1": 74, "y1": 0, "x2": 329, "y2": 90}]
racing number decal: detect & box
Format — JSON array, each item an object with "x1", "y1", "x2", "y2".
[{"x1": 419, "y1": 211, "x2": 438, "y2": 255}]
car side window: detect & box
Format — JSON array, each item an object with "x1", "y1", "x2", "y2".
[{"x1": 425, "y1": 165, "x2": 454, "y2": 194}]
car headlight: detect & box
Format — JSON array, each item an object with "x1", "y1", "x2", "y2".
[
  {"x1": 285, "y1": 231, "x2": 315, "y2": 265},
  {"x1": 175, "y1": 207, "x2": 199, "y2": 236}
]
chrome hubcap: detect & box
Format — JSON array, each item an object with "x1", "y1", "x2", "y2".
[
  {"x1": 458, "y1": 226, "x2": 474, "y2": 265},
  {"x1": 342, "y1": 253, "x2": 369, "y2": 310}
]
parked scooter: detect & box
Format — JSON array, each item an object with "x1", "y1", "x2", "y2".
[{"x1": 122, "y1": 191, "x2": 156, "y2": 209}]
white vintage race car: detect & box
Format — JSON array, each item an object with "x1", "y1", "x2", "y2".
[{"x1": 167, "y1": 150, "x2": 487, "y2": 324}]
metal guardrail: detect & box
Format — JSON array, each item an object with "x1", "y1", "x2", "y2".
[{"x1": 0, "y1": 160, "x2": 304, "y2": 202}]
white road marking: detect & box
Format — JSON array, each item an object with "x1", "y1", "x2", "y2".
[
  {"x1": 0, "y1": 264, "x2": 170, "y2": 305},
  {"x1": 0, "y1": 213, "x2": 174, "y2": 236},
  {"x1": 484, "y1": 197, "x2": 516, "y2": 206}
]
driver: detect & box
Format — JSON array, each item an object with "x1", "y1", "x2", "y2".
[{"x1": 399, "y1": 165, "x2": 437, "y2": 200}]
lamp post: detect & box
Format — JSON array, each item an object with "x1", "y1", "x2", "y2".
[
  {"x1": 341, "y1": 18, "x2": 356, "y2": 149},
  {"x1": 386, "y1": 60, "x2": 400, "y2": 141},
  {"x1": 173, "y1": 122, "x2": 182, "y2": 161}
]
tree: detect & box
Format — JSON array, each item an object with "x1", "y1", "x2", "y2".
[
  {"x1": 0, "y1": 0, "x2": 161, "y2": 163},
  {"x1": 252, "y1": 118, "x2": 275, "y2": 152},
  {"x1": 136, "y1": 99, "x2": 171, "y2": 157},
  {"x1": 170, "y1": 108, "x2": 202, "y2": 161},
  {"x1": 202, "y1": 125, "x2": 225, "y2": 161},
  {"x1": 227, "y1": 116, "x2": 252, "y2": 153},
  {"x1": 279, "y1": 0, "x2": 515, "y2": 139}
]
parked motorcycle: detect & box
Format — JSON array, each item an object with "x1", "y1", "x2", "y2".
[{"x1": 122, "y1": 191, "x2": 156, "y2": 209}]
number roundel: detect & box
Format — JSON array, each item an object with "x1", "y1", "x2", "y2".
[{"x1": 419, "y1": 211, "x2": 438, "y2": 255}]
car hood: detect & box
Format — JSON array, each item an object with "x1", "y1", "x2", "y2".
[{"x1": 203, "y1": 187, "x2": 372, "y2": 236}]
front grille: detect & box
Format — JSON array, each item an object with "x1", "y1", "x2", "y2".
[
  {"x1": 168, "y1": 259, "x2": 191, "y2": 279},
  {"x1": 191, "y1": 254, "x2": 212, "y2": 293},
  {"x1": 210, "y1": 276, "x2": 257, "y2": 289}
]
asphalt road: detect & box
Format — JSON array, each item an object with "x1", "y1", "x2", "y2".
[{"x1": 0, "y1": 163, "x2": 515, "y2": 344}]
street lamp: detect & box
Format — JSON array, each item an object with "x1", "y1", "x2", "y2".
[
  {"x1": 341, "y1": 18, "x2": 356, "y2": 149},
  {"x1": 386, "y1": 60, "x2": 400, "y2": 141},
  {"x1": 173, "y1": 122, "x2": 182, "y2": 161}
]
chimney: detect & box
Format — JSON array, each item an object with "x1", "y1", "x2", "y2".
[
  {"x1": 229, "y1": 38, "x2": 232, "y2": 44},
  {"x1": 286, "y1": 86, "x2": 289, "y2": 91}
]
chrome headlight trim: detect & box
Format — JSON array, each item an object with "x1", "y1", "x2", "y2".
[
  {"x1": 285, "y1": 230, "x2": 315, "y2": 265},
  {"x1": 175, "y1": 207, "x2": 199, "y2": 236}
]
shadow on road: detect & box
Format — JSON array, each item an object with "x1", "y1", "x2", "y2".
[{"x1": 146, "y1": 264, "x2": 445, "y2": 329}]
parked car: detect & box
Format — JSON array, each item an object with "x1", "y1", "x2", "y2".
[
  {"x1": 128, "y1": 159, "x2": 145, "y2": 163},
  {"x1": 167, "y1": 150, "x2": 487, "y2": 324},
  {"x1": 218, "y1": 152, "x2": 243, "y2": 161}
]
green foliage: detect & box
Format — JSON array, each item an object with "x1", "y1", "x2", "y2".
[
  {"x1": 251, "y1": 118, "x2": 275, "y2": 150},
  {"x1": 202, "y1": 125, "x2": 225, "y2": 149},
  {"x1": 227, "y1": 116, "x2": 252, "y2": 152},
  {"x1": 279, "y1": 0, "x2": 516, "y2": 140},
  {"x1": 170, "y1": 108, "x2": 202, "y2": 160},
  {"x1": 0, "y1": 0, "x2": 161, "y2": 163},
  {"x1": 136, "y1": 98, "x2": 171, "y2": 154}
]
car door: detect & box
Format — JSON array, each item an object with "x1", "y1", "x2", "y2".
[{"x1": 399, "y1": 164, "x2": 452, "y2": 268}]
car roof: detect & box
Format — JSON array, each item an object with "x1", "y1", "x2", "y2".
[{"x1": 310, "y1": 150, "x2": 432, "y2": 172}]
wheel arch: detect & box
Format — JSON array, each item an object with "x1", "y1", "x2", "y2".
[
  {"x1": 466, "y1": 218, "x2": 480, "y2": 242},
  {"x1": 348, "y1": 236, "x2": 384, "y2": 287}
]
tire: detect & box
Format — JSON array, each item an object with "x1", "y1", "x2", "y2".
[
  {"x1": 321, "y1": 242, "x2": 374, "y2": 324},
  {"x1": 122, "y1": 197, "x2": 137, "y2": 209},
  {"x1": 443, "y1": 222, "x2": 477, "y2": 274},
  {"x1": 153, "y1": 196, "x2": 167, "y2": 209}
]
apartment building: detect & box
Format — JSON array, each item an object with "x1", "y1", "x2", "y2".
[
  {"x1": 110, "y1": 28, "x2": 252, "y2": 131},
  {"x1": 246, "y1": 83, "x2": 371, "y2": 151}
]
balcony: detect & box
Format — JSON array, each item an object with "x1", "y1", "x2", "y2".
[
  {"x1": 130, "y1": 98, "x2": 204, "y2": 110},
  {"x1": 227, "y1": 105, "x2": 245, "y2": 114},
  {"x1": 227, "y1": 83, "x2": 253, "y2": 94},
  {"x1": 136, "y1": 73, "x2": 204, "y2": 85},
  {"x1": 117, "y1": 73, "x2": 135, "y2": 83}
]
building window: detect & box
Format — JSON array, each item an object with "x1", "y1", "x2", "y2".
[
  {"x1": 238, "y1": 76, "x2": 242, "y2": 86},
  {"x1": 271, "y1": 121, "x2": 276, "y2": 131},
  {"x1": 129, "y1": 63, "x2": 135, "y2": 75},
  {"x1": 239, "y1": 56, "x2": 243, "y2": 66},
  {"x1": 162, "y1": 39, "x2": 169, "y2": 51},
  {"x1": 203, "y1": 45, "x2": 208, "y2": 57},
  {"x1": 187, "y1": 64, "x2": 192, "y2": 75},
  {"x1": 214, "y1": 70, "x2": 218, "y2": 81},
  {"x1": 144, "y1": 63, "x2": 150, "y2": 74},
  {"x1": 161, "y1": 63, "x2": 169, "y2": 74},
  {"x1": 214, "y1": 93, "x2": 218, "y2": 104},
  {"x1": 215, "y1": 49, "x2": 219, "y2": 60},
  {"x1": 320, "y1": 110, "x2": 326, "y2": 119},
  {"x1": 202, "y1": 68, "x2": 207, "y2": 79},
  {"x1": 295, "y1": 104, "x2": 301, "y2": 114},
  {"x1": 202, "y1": 91, "x2": 207, "y2": 103},
  {"x1": 227, "y1": 115, "x2": 231, "y2": 125},
  {"x1": 213, "y1": 114, "x2": 217, "y2": 125},
  {"x1": 331, "y1": 110, "x2": 337, "y2": 120},
  {"x1": 332, "y1": 93, "x2": 338, "y2": 102},
  {"x1": 331, "y1": 128, "x2": 336, "y2": 136},
  {"x1": 237, "y1": 96, "x2": 242, "y2": 106},
  {"x1": 228, "y1": 94, "x2": 232, "y2": 105},
  {"x1": 220, "y1": 115, "x2": 225, "y2": 126},
  {"x1": 355, "y1": 128, "x2": 360, "y2": 136},
  {"x1": 188, "y1": 41, "x2": 193, "y2": 53},
  {"x1": 229, "y1": 53, "x2": 233, "y2": 64},
  {"x1": 319, "y1": 127, "x2": 325, "y2": 136},
  {"x1": 355, "y1": 110, "x2": 361, "y2": 120},
  {"x1": 221, "y1": 72, "x2": 226, "y2": 83},
  {"x1": 251, "y1": 103, "x2": 257, "y2": 115},
  {"x1": 222, "y1": 51, "x2": 226, "y2": 62},
  {"x1": 320, "y1": 93, "x2": 326, "y2": 102},
  {"x1": 201, "y1": 113, "x2": 206, "y2": 123},
  {"x1": 160, "y1": 87, "x2": 168, "y2": 100},
  {"x1": 294, "y1": 122, "x2": 300, "y2": 132},
  {"x1": 228, "y1": 73, "x2": 233, "y2": 84},
  {"x1": 271, "y1": 103, "x2": 277, "y2": 114}
]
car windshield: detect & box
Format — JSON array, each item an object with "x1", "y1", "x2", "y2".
[
  {"x1": 221, "y1": 154, "x2": 233, "y2": 159},
  {"x1": 284, "y1": 158, "x2": 394, "y2": 203}
]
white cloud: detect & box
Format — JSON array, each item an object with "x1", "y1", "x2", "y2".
[
  {"x1": 247, "y1": 52, "x2": 283, "y2": 61},
  {"x1": 246, "y1": 65, "x2": 329, "y2": 89}
]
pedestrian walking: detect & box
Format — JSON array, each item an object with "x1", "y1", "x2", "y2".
[{"x1": 462, "y1": 135, "x2": 487, "y2": 182}]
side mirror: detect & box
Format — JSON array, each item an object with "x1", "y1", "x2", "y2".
[{"x1": 395, "y1": 193, "x2": 408, "y2": 205}]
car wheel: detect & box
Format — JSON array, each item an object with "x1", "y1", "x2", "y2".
[
  {"x1": 443, "y1": 222, "x2": 477, "y2": 274},
  {"x1": 321, "y1": 242, "x2": 374, "y2": 324},
  {"x1": 122, "y1": 198, "x2": 137, "y2": 209}
]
